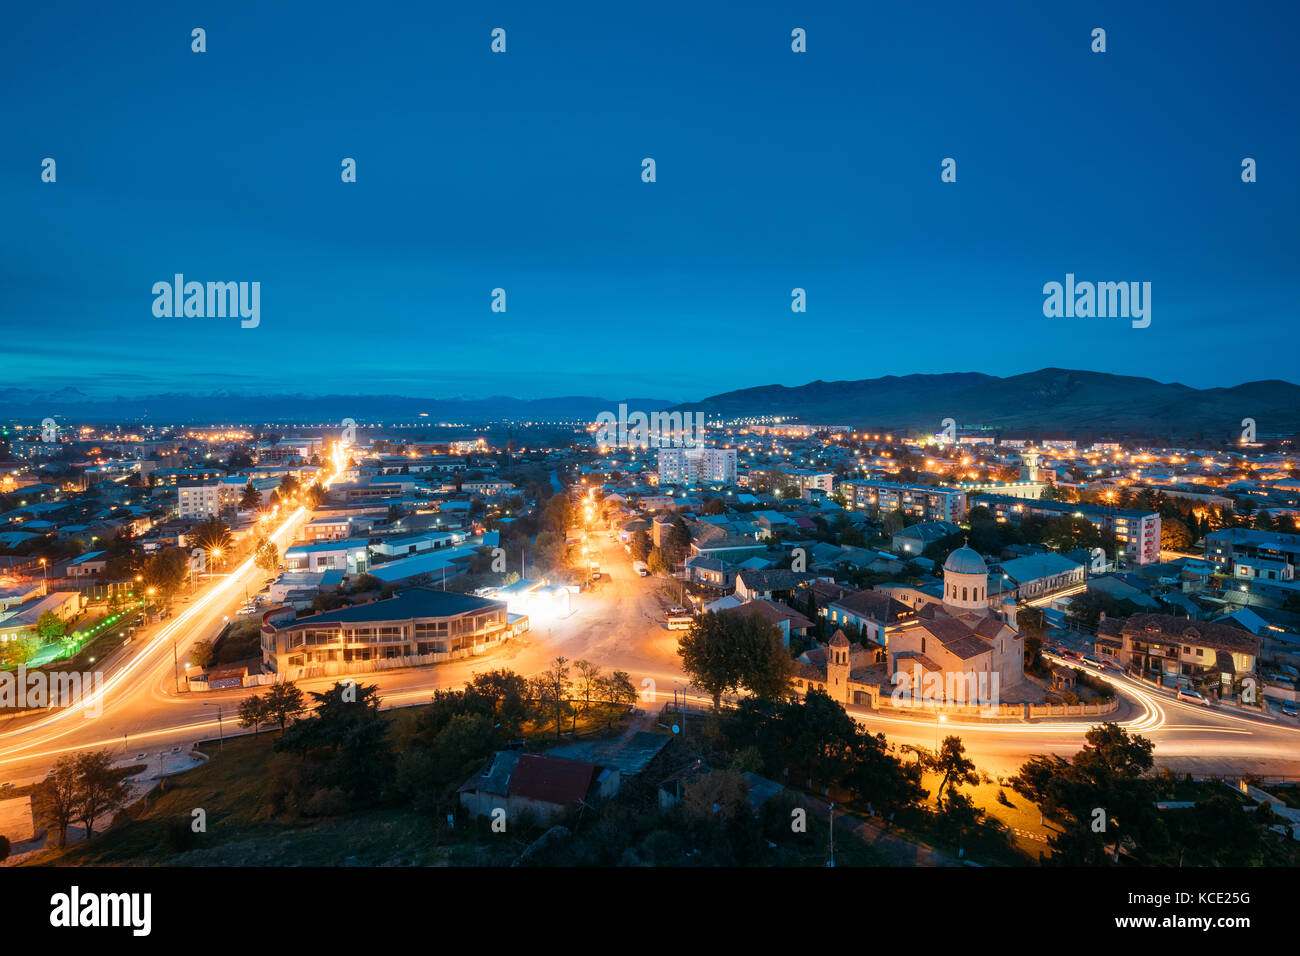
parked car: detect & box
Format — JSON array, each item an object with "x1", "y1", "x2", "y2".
[
  {"x1": 0, "y1": 781, "x2": 14, "y2": 792},
  {"x1": 1080, "y1": 654, "x2": 1102, "y2": 669},
  {"x1": 1177, "y1": 688, "x2": 1213, "y2": 707},
  {"x1": 1281, "y1": 700, "x2": 1298, "y2": 718}
]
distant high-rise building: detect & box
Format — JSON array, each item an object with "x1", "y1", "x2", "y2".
[{"x1": 657, "y1": 447, "x2": 736, "y2": 485}]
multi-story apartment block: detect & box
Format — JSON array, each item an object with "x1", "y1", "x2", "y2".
[
  {"x1": 177, "y1": 482, "x2": 221, "y2": 519},
  {"x1": 1204, "y1": 528, "x2": 1300, "y2": 577},
  {"x1": 971, "y1": 494, "x2": 1161, "y2": 566},
  {"x1": 657, "y1": 447, "x2": 737, "y2": 485},
  {"x1": 764, "y1": 468, "x2": 834, "y2": 496},
  {"x1": 839, "y1": 480, "x2": 968, "y2": 523}
]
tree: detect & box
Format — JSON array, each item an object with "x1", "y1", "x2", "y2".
[
  {"x1": 531, "y1": 656, "x2": 572, "y2": 737},
  {"x1": 348, "y1": 573, "x2": 381, "y2": 593},
  {"x1": 597, "y1": 670, "x2": 638, "y2": 725},
  {"x1": 530, "y1": 531, "x2": 567, "y2": 576},
  {"x1": 36, "y1": 610, "x2": 67, "y2": 642},
  {"x1": 262, "y1": 681, "x2": 306, "y2": 732},
  {"x1": 774, "y1": 688, "x2": 863, "y2": 791},
  {"x1": 646, "y1": 547, "x2": 670, "y2": 576},
  {"x1": 279, "y1": 474, "x2": 302, "y2": 499},
  {"x1": 37, "y1": 756, "x2": 80, "y2": 848},
  {"x1": 677, "y1": 610, "x2": 794, "y2": 710},
  {"x1": 0, "y1": 632, "x2": 38, "y2": 667},
  {"x1": 665, "y1": 517, "x2": 692, "y2": 568},
  {"x1": 541, "y1": 494, "x2": 571, "y2": 533},
  {"x1": 238, "y1": 693, "x2": 270, "y2": 736},
  {"x1": 190, "y1": 639, "x2": 216, "y2": 670},
  {"x1": 573, "y1": 659, "x2": 601, "y2": 728},
  {"x1": 304, "y1": 482, "x2": 327, "y2": 509},
  {"x1": 275, "y1": 682, "x2": 394, "y2": 807},
  {"x1": 239, "y1": 482, "x2": 262, "y2": 510},
  {"x1": 467, "y1": 669, "x2": 531, "y2": 737},
  {"x1": 1160, "y1": 517, "x2": 1192, "y2": 552},
  {"x1": 932, "y1": 736, "x2": 979, "y2": 809},
  {"x1": 1064, "y1": 591, "x2": 1131, "y2": 632},
  {"x1": 1011, "y1": 723, "x2": 1158, "y2": 865},
  {"x1": 74, "y1": 751, "x2": 129, "y2": 841},
  {"x1": 254, "y1": 538, "x2": 279, "y2": 577},
  {"x1": 844, "y1": 731, "x2": 927, "y2": 814},
  {"x1": 142, "y1": 547, "x2": 188, "y2": 602},
  {"x1": 937, "y1": 789, "x2": 983, "y2": 854},
  {"x1": 683, "y1": 769, "x2": 751, "y2": 820},
  {"x1": 629, "y1": 529, "x2": 652, "y2": 562}
]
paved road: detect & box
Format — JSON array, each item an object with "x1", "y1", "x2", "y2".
[{"x1": 3, "y1": 524, "x2": 1298, "y2": 788}]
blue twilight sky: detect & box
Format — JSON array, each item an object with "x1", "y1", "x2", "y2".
[{"x1": 2, "y1": 0, "x2": 1297, "y2": 403}]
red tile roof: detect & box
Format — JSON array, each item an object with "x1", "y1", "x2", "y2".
[{"x1": 508, "y1": 754, "x2": 598, "y2": 806}]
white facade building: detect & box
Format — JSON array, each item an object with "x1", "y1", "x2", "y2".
[
  {"x1": 177, "y1": 483, "x2": 222, "y2": 519},
  {"x1": 657, "y1": 447, "x2": 737, "y2": 485}
]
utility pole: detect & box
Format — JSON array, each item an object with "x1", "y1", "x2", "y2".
[
  {"x1": 204, "y1": 703, "x2": 224, "y2": 751},
  {"x1": 827, "y1": 801, "x2": 836, "y2": 867}
]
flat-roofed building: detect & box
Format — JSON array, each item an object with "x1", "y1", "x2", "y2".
[
  {"x1": 972, "y1": 493, "x2": 1161, "y2": 566},
  {"x1": 840, "y1": 480, "x2": 968, "y2": 523},
  {"x1": 657, "y1": 447, "x2": 737, "y2": 485},
  {"x1": 260, "y1": 587, "x2": 523, "y2": 676},
  {"x1": 177, "y1": 482, "x2": 221, "y2": 519},
  {"x1": 0, "y1": 591, "x2": 82, "y2": 646},
  {"x1": 283, "y1": 538, "x2": 370, "y2": 574}
]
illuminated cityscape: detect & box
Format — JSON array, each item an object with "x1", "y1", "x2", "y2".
[{"x1": 1, "y1": 0, "x2": 1296, "y2": 938}]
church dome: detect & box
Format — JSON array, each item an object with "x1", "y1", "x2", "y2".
[{"x1": 943, "y1": 545, "x2": 987, "y2": 576}]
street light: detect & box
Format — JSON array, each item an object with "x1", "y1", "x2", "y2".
[{"x1": 203, "y1": 702, "x2": 224, "y2": 750}]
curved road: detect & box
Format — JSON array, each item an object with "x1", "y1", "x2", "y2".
[{"x1": 3, "y1": 525, "x2": 1298, "y2": 786}]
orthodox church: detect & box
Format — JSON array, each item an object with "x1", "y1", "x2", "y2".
[{"x1": 793, "y1": 544, "x2": 1025, "y2": 708}]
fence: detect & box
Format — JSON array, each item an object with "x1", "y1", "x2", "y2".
[{"x1": 854, "y1": 682, "x2": 1120, "y2": 720}]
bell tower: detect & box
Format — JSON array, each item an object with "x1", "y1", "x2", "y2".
[{"x1": 827, "y1": 629, "x2": 851, "y2": 704}]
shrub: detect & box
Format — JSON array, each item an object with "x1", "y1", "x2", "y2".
[{"x1": 304, "y1": 787, "x2": 349, "y2": 817}]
